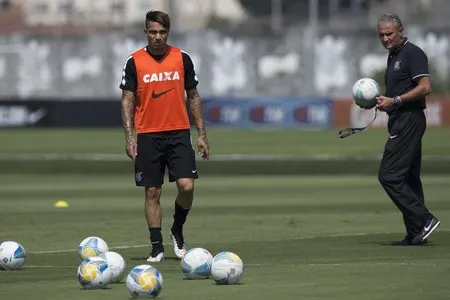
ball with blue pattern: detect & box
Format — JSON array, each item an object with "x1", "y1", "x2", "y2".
[
  {"x1": 77, "y1": 236, "x2": 109, "y2": 261},
  {"x1": 352, "y1": 78, "x2": 380, "y2": 109},
  {"x1": 0, "y1": 241, "x2": 26, "y2": 270},
  {"x1": 181, "y1": 247, "x2": 213, "y2": 280},
  {"x1": 126, "y1": 264, "x2": 163, "y2": 299},
  {"x1": 77, "y1": 256, "x2": 113, "y2": 289}
]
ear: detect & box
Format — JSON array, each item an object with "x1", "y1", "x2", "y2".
[{"x1": 143, "y1": 28, "x2": 147, "y2": 35}]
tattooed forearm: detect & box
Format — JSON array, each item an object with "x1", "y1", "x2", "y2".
[
  {"x1": 187, "y1": 88, "x2": 206, "y2": 136},
  {"x1": 121, "y1": 90, "x2": 136, "y2": 142}
]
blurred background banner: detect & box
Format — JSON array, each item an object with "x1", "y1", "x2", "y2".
[
  {"x1": 333, "y1": 96, "x2": 450, "y2": 128},
  {"x1": 0, "y1": 99, "x2": 122, "y2": 127},
  {"x1": 202, "y1": 97, "x2": 332, "y2": 129},
  {"x1": 0, "y1": 97, "x2": 333, "y2": 128}
]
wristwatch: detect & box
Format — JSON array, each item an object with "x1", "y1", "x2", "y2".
[{"x1": 393, "y1": 96, "x2": 402, "y2": 105}]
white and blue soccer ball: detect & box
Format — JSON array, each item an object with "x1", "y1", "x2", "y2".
[
  {"x1": 77, "y1": 256, "x2": 113, "y2": 289},
  {"x1": 211, "y1": 251, "x2": 244, "y2": 285},
  {"x1": 99, "y1": 251, "x2": 126, "y2": 283},
  {"x1": 352, "y1": 77, "x2": 380, "y2": 109},
  {"x1": 77, "y1": 236, "x2": 109, "y2": 260},
  {"x1": 181, "y1": 247, "x2": 213, "y2": 279},
  {"x1": 0, "y1": 241, "x2": 26, "y2": 270},
  {"x1": 126, "y1": 264, "x2": 163, "y2": 299}
]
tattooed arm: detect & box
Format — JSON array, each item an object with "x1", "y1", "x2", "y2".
[
  {"x1": 187, "y1": 88, "x2": 209, "y2": 160},
  {"x1": 121, "y1": 90, "x2": 137, "y2": 160}
]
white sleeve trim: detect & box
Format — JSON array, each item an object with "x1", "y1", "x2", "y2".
[
  {"x1": 181, "y1": 49, "x2": 191, "y2": 57},
  {"x1": 412, "y1": 74, "x2": 430, "y2": 80}
]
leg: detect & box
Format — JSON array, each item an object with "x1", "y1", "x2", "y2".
[
  {"x1": 175, "y1": 178, "x2": 194, "y2": 210},
  {"x1": 408, "y1": 117, "x2": 440, "y2": 243},
  {"x1": 167, "y1": 130, "x2": 198, "y2": 258},
  {"x1": 407, "y1": 143, "x2": 424, "y2": 203},
  {"x1": 378, "y1": 111, "x2": 431, "y2": 236},
  {"x1": 144, "y1": 186, "x2": 165, "y2": 261},
  {"x1": 135, "y1": 134, "x2": 167, "y2": 262},
  {"x1": 403, "y1": 143, "x2": 424, "y2": 237},
  {"x1": 172, "y1": 178, "x2": 194, "y2": 233},
  {"x1": 145, "y1": 186, "x2": 163, "y2": 229}
]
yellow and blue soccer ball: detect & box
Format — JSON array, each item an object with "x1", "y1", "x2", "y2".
[
  {"x1": 211, "y1": 251, "x2": 244, "y2": 285},
  {"x1": 77, "y1": 256, "x2": 113, "y2": 289},
  {"x1": 77, "y1": 236, "x2": 109, "y2": 260},
  {"x1": 126, "y1": 264, "x2": 163, "y2": 299},
  {"x1": 0, "y1": 241, "x2": 26, "y2": 270}
]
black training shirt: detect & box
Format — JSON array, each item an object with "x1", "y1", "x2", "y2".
[{"x1": 385, "y1": 38, "x2": 430, "y2": 112}]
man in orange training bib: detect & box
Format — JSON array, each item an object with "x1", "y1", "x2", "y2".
[{"x1": 120, "y1": 10, "x2": 210, "y2": 262}]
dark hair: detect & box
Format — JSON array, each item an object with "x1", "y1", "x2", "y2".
[
  {"x1": 377, "y1": 13, "x2": 403, "y2": 29},
  {"x1": 145, "y1": 10, "x2": 170, "y2": 31}
]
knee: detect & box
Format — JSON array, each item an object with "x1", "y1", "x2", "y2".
[
  {"x1": 378, "y1": 169, "x2": 400, "y2": 186},
  {"x1": 145, "y1": 186, "x2": 162, "y2": 202},
  {"x1": 177, "y1": 180, "x2": 194, "y2": 194},
  {"x1": 378, "y1": 169, "x2": 386, "y2": 184}
]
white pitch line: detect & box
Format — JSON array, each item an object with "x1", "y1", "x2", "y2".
[
  {"x1": 31, "y1": 244, "x2": 148, "y2": 254},
  {"x1": 2, "y1": 153, "x2": 450, "y2": 162},
  {"x1": 26, "y1": 265, "x2": 76, "y2": 268},
  {"x1": 25, "y1": 261, "x2": 428, "y2": 269},
  {"x1": 246, "y1": 262, "x2": 425, "y2": 267},
  {"x1": 29, "y1": 229, "x2": 449, "y2": 255}
]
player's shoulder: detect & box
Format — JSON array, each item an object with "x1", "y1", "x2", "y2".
[
  {"x1": 179, "y1": 48, "x2": 192, "y2": 58},
  {"x1": 168, "y1": 46, "x2": 194, "y2": 64},
  {"x1": 405, "y1": 41, "x2": 427, "y2": 55},
  {"x1": 167, "y1": 46, "x2": 187, "y2": 58},
  {"x1": 130, "y1": 47, "x2": 149, "y2": 59},
  {"x1": 178, "y1": 48, "x2": 194, "y2": 65}
]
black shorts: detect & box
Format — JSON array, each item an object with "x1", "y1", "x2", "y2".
[{"x1": 134, "y1": 130, "x2": 199, "y2": 187}]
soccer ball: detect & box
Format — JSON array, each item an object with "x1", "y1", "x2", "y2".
[
  {"x1": 211, "y1": 251, "x2": 244, "y2": 285},
  {"x1": 352, "y1": 78, "x2": 380, "y2": 109},
  {"x1": 77, "y1": 256, "x2": 113, "y2": 289},
  {"x1": 0, "y1": 241, "x2": 26, "y2": 270},
  {"x1": 77, "y1": 236, "x2": 109, "y2": 260},
  {"x1": 181, "y1": 247, "x2": 213, "y2": 279},
  {"x1": 126, "y1": 264, "x2": 163, "y2": 299},
  {"x1": 99, "y1": 251, "x2": 126, "y2": 283}
]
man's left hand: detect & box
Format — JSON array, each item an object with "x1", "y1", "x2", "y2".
[
  {"x1": 376, "y1": 95, "x2": 394, "y2": 111},
  {"x1": 197, "y1": 135, "x2": 210, "y2": 160}
]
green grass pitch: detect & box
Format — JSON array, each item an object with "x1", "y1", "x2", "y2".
[
  {"x1": 0, "y1": 174, "x2": 449, "y2": 300},
  {"x1": 1, "y1": 127, "x2": 450, "y2": 155}
]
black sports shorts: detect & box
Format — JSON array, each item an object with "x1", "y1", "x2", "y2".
[{"x1": 134, "y1": 129, "x2": 199, "y2": 187}]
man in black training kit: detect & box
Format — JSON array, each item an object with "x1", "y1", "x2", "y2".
[{"x1": 371, "y1": 13, "x2": 440, "y2": 245}]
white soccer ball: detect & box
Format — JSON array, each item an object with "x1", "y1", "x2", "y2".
[
  {"x1": 77, "y1": 256, "x2": 113, "y2": 289},
  {"x1": 181, "y1": 247, "x2": 213, "y2": 279},
  {"x1": 211, "y1": 251, "x2": 244, "y2": 285},
  {"x1": 352, "y1": 77, "x2": 380, "y2": 109},
  {"x1": 126, "y1": 264, "x2": 163, "y2": 299},
  {"x1": 0, "y1": 241, "x2": 26, "y2": 270},
  {"x1": 99, "y1": 251, "x2": 126, "y2": 283},
  {"x1": 77, "y1": 236, "x2": 109, "y2": 260}
]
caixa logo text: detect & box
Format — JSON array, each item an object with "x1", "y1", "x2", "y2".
[{"x1": 143, "y1": 71, "x2": 180, "y2": 83}]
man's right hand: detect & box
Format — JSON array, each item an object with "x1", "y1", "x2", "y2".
[{"x1": 125, "y1": 137, "x2": 137, "y2": 160}]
